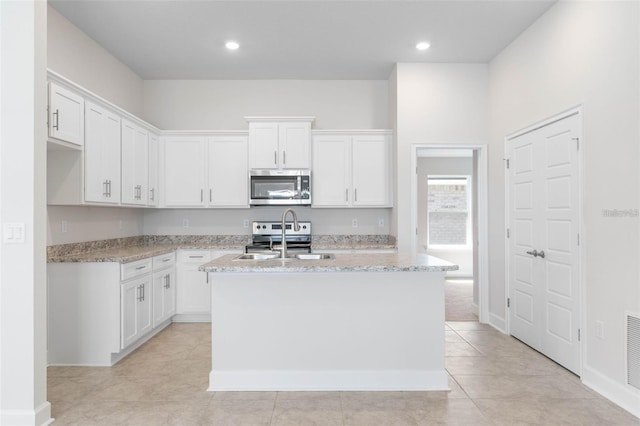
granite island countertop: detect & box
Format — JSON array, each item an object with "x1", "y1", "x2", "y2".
[{"x1": 200, "y1": 252, "x2": 457, "y2": 273}]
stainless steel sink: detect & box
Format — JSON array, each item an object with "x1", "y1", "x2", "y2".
[
  {"x1": 234, "y1": 253, "x2": 279, "y2": 261},
  {"x1": 294, "y1": 253, "x2": 335, "y2": 260},
  {"x1": 233, "y1": 253, "x2": 335, "y2": 261}
]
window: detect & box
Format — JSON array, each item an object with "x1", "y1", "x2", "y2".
[{"x1": 427, "y1": 176, "x2": 471, "y2": 248}]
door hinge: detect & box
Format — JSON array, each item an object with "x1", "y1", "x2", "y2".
[
  {"x1": 573, "y1": 137, "x2": 580, "y2": 151},
  {"x1": 506, "y1": 228, "x2": 510, "y2": 238},
  {"x1": 505, "y1": 158, "x2": 510, "y2": 169},
  {"x1": 578, "y1": 328, "x2": 581, "y2": 341},
  {"x1": 507, "y1": 298, "x2": 511, "y2": 308}
]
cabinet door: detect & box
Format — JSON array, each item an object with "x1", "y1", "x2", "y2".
[
  {"x1": 279, "y1": 122, "x2": 311, "y2": 169},
  {"x1": 121, "y1": 120, "x2": 148, "y2": 205},
  {"x1": 137, "y1": 278, "x2": 153, "y2": 337},
  {"x1": 312, "y1": 135, "x2": 350, "y2": 207},
  {"x1": 176, "y1": 250, "x2": 213, "y2": 316},
  {"x1": 49, "y1": 82, "x2": 84, "y2": 146},
  {"x1": 249, "y1": 122, "x2": 279, "y2": 169},
  {"x1": 121, "y1": 280, "x2": 139, "y2": 349},
  {"x1": 153, "y1": 268, "x2": 176, "y2": 327},
  {"x1": 147, "y1": 133, "x2": 159, "y2": 207},
  {"x1": 208, "y1": 136, "x2": 249, "y2": 207},
  {"x1": 84, "y1": 102, "x2": 121, "y2": 204},
  {"x1": 352, "y1": 135, "x2": 391, "y2": 207},
  {"x1": 163, "y1": 136, "x2": 207, "y2": 207}
]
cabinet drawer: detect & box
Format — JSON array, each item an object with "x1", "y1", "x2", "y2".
[
  {"x1": 153, "y1": 252, "x2": 176, "y2": 270},
  {"x1": 121, "y1": 258, "x2": 153, "y2": 281},
  {"x1": 177, "y1": 250, "x2": 212, "y2": 263}
]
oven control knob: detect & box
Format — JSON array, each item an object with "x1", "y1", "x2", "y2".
[
  {"x1": 302, "y1": 225, "x2": 307, "y2": 229},
  {"x1": 262, "y1": 225, "x2": 267, "y2": 229}
]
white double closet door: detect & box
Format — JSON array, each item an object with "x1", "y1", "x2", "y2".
[{"x1": 508, "y1": 111, "x2": 581, "y2": 374}]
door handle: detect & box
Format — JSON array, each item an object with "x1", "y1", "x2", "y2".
[{"x1": 526, "y1": 249, "x2": 546, "y2": 258}]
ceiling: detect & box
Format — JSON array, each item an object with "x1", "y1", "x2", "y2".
[{"x1": 49, "y1": 0, "x2": 556, "y2": 80}]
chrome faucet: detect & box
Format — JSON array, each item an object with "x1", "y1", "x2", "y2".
[{"x1": 281, "y1": 208, "x2": 300, "y2": 259}]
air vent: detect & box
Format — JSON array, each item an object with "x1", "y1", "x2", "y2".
[{"x1": 627, "y1": 312, "x2": 640, "y2": 390}]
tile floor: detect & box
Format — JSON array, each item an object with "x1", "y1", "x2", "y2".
[{"x1": 48, "y1": 322, "x2": 640, "y2": 425}]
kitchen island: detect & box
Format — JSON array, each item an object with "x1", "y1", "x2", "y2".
[{"x1": 201, "y1": 252, "x2": 457, "y2": 391}]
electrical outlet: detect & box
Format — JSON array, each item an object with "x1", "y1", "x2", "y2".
[
  {"x1": 182, "y1": 219, "x2": 189, "y2": 228},
  {"x1": 378, "y1": 218, "x2": 385, "y2": 228},
  {"x1": 61, "y1": 220, "x2": 68, "y2": 233},
  {"x1": 595, "y1": 321, "x2": 604, "y2": 339},
  {"x1": 352, "y1": 218, "x2": 358, "y2": 228},
  {"x1": 243, "y1": 219, "x2": 250, "y2": 228}
]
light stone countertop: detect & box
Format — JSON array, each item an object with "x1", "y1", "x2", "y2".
[
  {"x1": 200, "y1": 252, "x2": 458, "y2": 273},
  {"x1": 47, "y1": 244, "x2": 245, "y2": 264}
]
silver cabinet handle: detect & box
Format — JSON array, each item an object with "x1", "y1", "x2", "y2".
[
  {"x1": 103, "y1": 180, "x2": 109, "y2": 197},
  {"x1": 162, "y1": 258, "x2": 171, "y2": 262},
  {"x1": 108, "y1": 180, "x2": 112, "y2": 198},
  {"x1": 135, "y1": 265, "x2": 146, "y2": 270},
  {"x1": 137, "y1": 285, "x2": 143, "y2": 302},
  {"x1": 354, "y1": 188, "x2": 358, "y2": 202},
  {"x1": 274, "y1": 151, "x2": 277, "y2": 165},
  {"x1": 201, "y1": 189, "x2": 204, "y2": 202},
  {"x1": 526, "y1": 249, "x2": 545, "y2": 258},
  {"x1": 52, "y1": 109, "x2": 59, "y2": 130},
  {"x1": 189, "y1": 255, "x2": 204, "y2": 259},
  {"x1": 142, "y1": 284, "x2": 145, "y2": 301},
  {"x1": 210, "y1": 188, "x2": 212, "y2": 203},
  {"x1": 283, "y1": 151, "x2": 286, "y2": 165},
  {"x1": 150, "y1": 188, "x2": 155, "y2": 202},
  {"x1": 345, "y1": 189, "x2": 348, "y2": 202},
  {"x1": 538, "y1": 250, "x2": 545, "y2": 259}
]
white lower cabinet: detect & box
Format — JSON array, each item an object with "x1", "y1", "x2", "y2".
[
  {"x1": 175, "y1": 249, "x2": 240, "y2": 322},
  {"x1": 121, "y1": 275, "x2": 153, "y2": 349},
  {"x1": 48, "y1": 252, "x2": 177, "y2": 366}
]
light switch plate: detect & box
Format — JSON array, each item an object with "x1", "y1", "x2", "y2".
[{"x1": 3, "y1": 223, "x2": 26, "y2": 243}]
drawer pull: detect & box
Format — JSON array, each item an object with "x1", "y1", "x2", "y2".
[
  {"x1": 135, "y1": 265, "x2": 147, "y2": 270},
  {"x1": 189, "y1": 255, "x2": 204, "y2": 259},
  {"x1": 162, "y1": 258, "x2": 172, "y2": 262}
]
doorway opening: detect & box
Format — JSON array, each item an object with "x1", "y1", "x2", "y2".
[{"x1": 411, "y1": 145, "x2": 489, "y2": 323}]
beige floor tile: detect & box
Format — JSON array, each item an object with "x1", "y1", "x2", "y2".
[
  {"x1": 444, "y1": 330, "x2": 465, "y2": 343},
  {"x1": 410, "y1": 398, "x2": 491, "y2": 425},
  {"x1": 272, "y1": 397, "x2": 343, "y2": 425},
  {"x1": 445, "y1": 321, "x2": 494, "y2": 331},
  {"x1": 48, "y1": 375, "x2": 108, "y2": 403},
  {"x1": 445, "y1": 341, "x2": 483, "y2": 357},
  {"x1": 203, "y1": 398, "x2": 276, "y2": 425},
  {"x1": 402, "y1": 379, "x2": 469, "y2": 401},
  {"x1": 276, "y1": 391, "x2": 342, "y2": 401},
  {"x1": 453, "y1": 374, "x2": 600, "y2": 400},
  {"x1": 446, "y1": 354, "x2": 566, "y2": 376},
  {"x1": 213, "y1": 391, "x2": 278, "y2": 402}
]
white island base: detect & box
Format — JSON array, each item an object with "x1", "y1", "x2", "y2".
[{"x1": 207, "y1": 266, "x2": 449, "y2": 392}]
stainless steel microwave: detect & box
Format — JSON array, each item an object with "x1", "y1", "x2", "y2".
[{"x1": 249, "y1": 169, "x2": 311, "y2": 206}]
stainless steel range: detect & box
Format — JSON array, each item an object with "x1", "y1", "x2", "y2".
[{"x1": 245, "y1": 221, "x2": 312, "y2": 253}]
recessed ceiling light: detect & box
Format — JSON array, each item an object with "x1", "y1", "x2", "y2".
[
  {"x1": 416, "y1": 42, "x2": 431, "y2": 51},
  {"x1": 225, "y1": 41, "x2": 240, "y2": 50}
]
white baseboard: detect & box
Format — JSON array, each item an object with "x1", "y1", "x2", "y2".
[
  {"x1": 1, "y1": 401, "x2": 53, "y2": 426},
  {"x1": 208, "y1": 370, "x2": 449, "y2": 391},
  {"x1": 582, "y1": 364, "x2": 640, "y2": 419},
  {"x1": 172, "y1": 313, "x2": 211, "y2": 323},
  {"x1": 489, "y1": 312, "x2": 507, "y2": 333}
]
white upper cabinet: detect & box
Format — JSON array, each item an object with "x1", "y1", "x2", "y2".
[
  {"x1": 248, "y1": 118, "x2": 313, "y2": 170},
  {"x1": 351, "y1": 134, "x2": 392, "y2": 207},
  {"x1": 84, "y1": 102, "x2": 121, "y2": 204},
  {"x1": 147, "y1": 133, "x2": 159, "y2": 207},
  {"x1": 312, "y1": 134, "x2": 351, "y2": 207},
  {"x1": 162, "y1": 135, "x2": 249, "y2": 208},
  {"x1": 312, "y1": 132, "x2": 392, "y2": 208},
  {"x1": 208, "y1": 135, "x2": 249, "y2": 207},
  {"x1": 49, "y1": 82, "x2": 84, "y2": 146},
  {"x1": 162, "y1": 136, "x2": 208, "y2": 207},
  {"x1": 121, "y1": 119, "x2": 149, "y2": 206}
]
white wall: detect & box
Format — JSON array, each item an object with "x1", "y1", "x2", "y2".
[
  {"x1": 489, "y1": 0, "x2": 640, "y2": 415},
  {"x1": 393, "y1": 63, "x2": 489, "y2": 253},
  {"x1": 143, "y1": 80, "x2": 388, "y2": 130},
  {"x1": 143, "y1": 207, "x2": 391, "y2": 237},
  {"x1": 0, "y1": 1, "x2": 50, "y2": 424},
  {"x1": 47, "y1": 206, "x2": 145, "y2": 245},
  {"x1": 47, "y1": 5, "x2": 144, "y2": 117}
]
